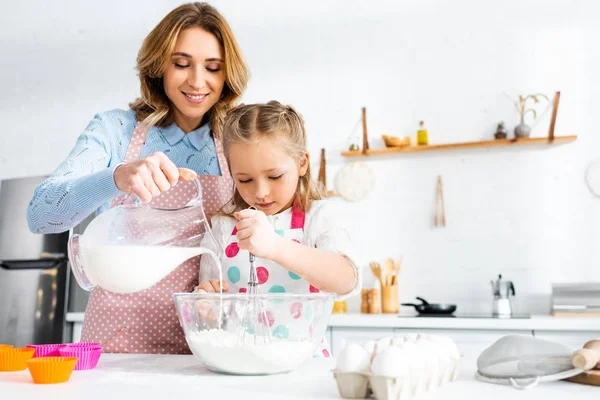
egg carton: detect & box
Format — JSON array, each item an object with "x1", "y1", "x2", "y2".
[{"x1": 332, "y1": 357, "x2": 460, "y2": 400}]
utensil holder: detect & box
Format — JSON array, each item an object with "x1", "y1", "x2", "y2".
[{"x1": 381, "y1": 285, "x2": 399, "y2": 314}]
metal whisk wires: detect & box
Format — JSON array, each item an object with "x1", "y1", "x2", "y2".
[{"x1": 237, "y1": 207, "x2": 272, "y2": 346}]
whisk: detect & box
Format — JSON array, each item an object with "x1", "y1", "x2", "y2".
[{"x1": 237, "y1": 211, "x2": 272, "y2": 346}]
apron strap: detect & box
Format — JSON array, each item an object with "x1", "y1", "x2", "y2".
[
  {"x1": 213, "y1": 135, "x2": 230, "y2": 178},
  {"x1": 290, "y1": 199, "x2": 305, "y2": 230},
  {"x1": 111, "y1": 122, "x2": 149, "y2": 207}
]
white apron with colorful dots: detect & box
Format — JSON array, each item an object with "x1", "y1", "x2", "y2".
[
  {"x1": 222, "y1": 203, "x2": 331, "y2": 358},
  {"x1": 81, "y1": 121, "x2": 233, "y2": 354}
]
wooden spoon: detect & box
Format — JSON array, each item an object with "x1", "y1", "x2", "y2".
[
  {"x1": 370, "y1": 262, "x2": 383, "y2": 286},
  {"x1": 384, "y1": 258, "x2": 395, "y2": 286}
]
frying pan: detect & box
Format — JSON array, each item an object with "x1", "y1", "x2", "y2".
[{"x1": 401, "y1": 297, "x2": 456, "y2": 315}]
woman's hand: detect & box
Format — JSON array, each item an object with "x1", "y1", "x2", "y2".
[
  {"x1": 234, "y1": 209, "x2": 281, "y2": 259},
  {"x1": 194, "y1": 280, "x2": 229, "y2": 294},
  {"x1": 114, "y1": 152, "x2": 196, "y2": 203}
]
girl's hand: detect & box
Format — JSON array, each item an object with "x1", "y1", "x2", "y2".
[
  {"x1": 194, "y1": 280, "x2": 229, "y2": 294},
  {"x1": 114, "y1": 152, "x2": 196, "y2": 203},
  {"x1": 234, "y1": 208, "x2": 280, "y2": 259}
]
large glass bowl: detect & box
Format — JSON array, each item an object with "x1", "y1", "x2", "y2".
[{"x1": 174, "y1": 292, "x2": 335, "y2": 375}]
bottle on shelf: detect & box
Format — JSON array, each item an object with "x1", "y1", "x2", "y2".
[{"x1": 417, "y1": 120, "x2": 428, "y2": 146}]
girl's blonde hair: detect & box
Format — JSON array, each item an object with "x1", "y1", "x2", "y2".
[
  {"x1": 222, "y1": 101, "x2": 323, "y2": 213},
  {"x1": 129, "y1": 2, "x2": 248, "y2": 138}
]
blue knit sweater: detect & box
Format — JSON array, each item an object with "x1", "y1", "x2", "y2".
[{"x1": 27, "y1": 109, "x2": 221, "y2": 234}]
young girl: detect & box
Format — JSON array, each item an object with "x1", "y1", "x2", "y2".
[{"x1": 196, "y1": 101, "x2": 361, "y2": 355}]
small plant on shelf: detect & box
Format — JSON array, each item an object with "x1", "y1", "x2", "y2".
[{"x1": 512, "y1": 93, "x2": 549, "y2": 138}]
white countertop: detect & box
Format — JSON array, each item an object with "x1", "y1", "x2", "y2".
[
  {"x1": 327, "y1": 313, "x2": 600, "y2": 331},
  {"x1": 67, "y1": 312, "x2": 600, "y2": 332},
  {"x1": 66, "y1": 312, "x2": 600, "y2": 331},
  {"x1": 0, "y1": 353, "x2": 596, "y2": 399}
]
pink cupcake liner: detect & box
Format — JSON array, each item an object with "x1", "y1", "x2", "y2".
[
  {"x1": 59, "y1": 346, "x2": 102, "y2": 370},
  {"x1": 65, "y1": 342, "x2": 101, "y2": 348},
  {"x1": 26, "y1": 344, "x2": 67, "y2": 358}
]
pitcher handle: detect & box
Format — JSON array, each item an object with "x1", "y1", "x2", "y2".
[
  {"x1": 68, "y1": 234, "x2": 95, "y2": 291},
  {"x1": 187, "y1": 176, "x2": 203, "y2": 207}
]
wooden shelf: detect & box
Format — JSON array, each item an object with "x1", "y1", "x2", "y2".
[{"x1": 341, "y1": 135, "x2": 577, "y2": 157}]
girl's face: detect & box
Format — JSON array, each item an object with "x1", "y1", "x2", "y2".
[
  {"x1": 163, "y1": 27, "x2": 225, "y2": 133},
  {"x1": 228, "y1": 138, "x2": 309, "y2": 215}
]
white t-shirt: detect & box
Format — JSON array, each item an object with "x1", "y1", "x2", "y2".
[{"x1": 199, "y1": 200, "x2": 361, "y2": 300}]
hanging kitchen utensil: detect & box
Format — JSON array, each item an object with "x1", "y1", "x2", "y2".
[
  {"x1": 401, "y1": 297, "x2": 456, "y2": 315},
  {"x1": 585, "y1": 159, "x2": 600, "y2": 198},
  {"x1": 335, "y1": 161, "x2": 375, "y2": 202},
  {"x1": 317, "y1": 148, "x2": 339, "y2": 197},
  {"x1": 434, "y1": 175, "x2": 446, "y2": 227}
]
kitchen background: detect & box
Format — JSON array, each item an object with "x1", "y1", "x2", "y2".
[{"x1": 1, "y1": 0, "x2": 598, "y2": 316}]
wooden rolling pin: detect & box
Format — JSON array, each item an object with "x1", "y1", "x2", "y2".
[{"x1": 571, "y1": 339, "x2": 600, "y2": 370}]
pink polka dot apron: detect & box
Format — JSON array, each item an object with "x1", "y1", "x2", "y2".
[
  {"x1": 223, "y1": 203, "x2": 331, "y2": 358},
  {"x1": 81, "y1": 122, "x2": 233, "y2": 354}
]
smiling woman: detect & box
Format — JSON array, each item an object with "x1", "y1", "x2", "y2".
[
  {"x1": 26, "y1": 2, "x2": 249, "y2": 355},
  {"x1": 163, "y1": 28, "x2": 226, "y2": 134}
]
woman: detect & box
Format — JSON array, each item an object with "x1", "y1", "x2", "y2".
[{"x1": 27, "y1": 2, "x2": 248, "y2": 354}]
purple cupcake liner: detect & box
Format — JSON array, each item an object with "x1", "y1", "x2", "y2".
[
  {"x1": 59, "y1": 346, "x2": 102, "y2": 370},
  {"x1": 26, "y1": 344, "x2": 67, "y2": 358}
]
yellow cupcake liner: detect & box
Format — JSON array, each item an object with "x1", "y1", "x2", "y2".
[
  {"x1": 0, "y1": 348, "x2": 35, "y2": 371},
  {"x1": 0, "y1": 344, "x2": 14, "y2": 351},
  {"x1": 27, "y1": 357, "x2": 78, "y2": 384}
]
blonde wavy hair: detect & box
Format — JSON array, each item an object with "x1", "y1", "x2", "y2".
[
  {"x1": 129, "y1": 2, "x2": 248, "y2": 138},
  {"x1": 222, "y1": 101, "x2": 323, "y2": 213}
]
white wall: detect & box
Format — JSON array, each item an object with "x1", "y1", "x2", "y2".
[{"x1": 2, "y1": 0, "x2": 598, "y2": 314}]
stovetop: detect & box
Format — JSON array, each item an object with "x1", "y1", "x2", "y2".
[{"x1": 397, "y1": 313, "x2": 530, "y2": 319}]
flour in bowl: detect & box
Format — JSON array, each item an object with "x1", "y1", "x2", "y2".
[{"x1": 186, "y1": 329, "x2": 313, "y2": 375}]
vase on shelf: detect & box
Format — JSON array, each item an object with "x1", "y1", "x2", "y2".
[{"x1": 514, "y1": 118, "x2": 531, "y2": 138}]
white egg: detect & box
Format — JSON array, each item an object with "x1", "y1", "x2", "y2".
[
  {"x1": 336, "y1": 343, "x2": 370, "y2": 372},
  {"x1": 363, "y1": 340, "x2": 376, "y2": 356},
  {"x1": 391, "y1": 336, "x2": 405, "y2": 346},
  {"x1": 415, "y1": 339, "x2": 439, "y2": 374},
  {"x1": 430, "y1": 335, "x2": 460, "y2": 358},
  {"x1": 426, "y1": 336, "x2": 451, "y2": 370},
  {"x1": 404, "y1": 333, "x2": 419, "y2": 343},
  {"x1": 371, "y1": 346, "x2": 411, "y2": 377},
  {"x1": 401, "y1": 341, "x2": 423, "y2": 375},
  {"x1": 402, "y1": 341, "x2": 417, "y2": 351},
  {"x1": 375, "y1": 336, "x2": 393, "y2": 354}
]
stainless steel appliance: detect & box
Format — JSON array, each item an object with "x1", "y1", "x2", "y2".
[
  {"x1": 551, "y1": 283, "x2": 600, "y2": 316},
  {"x1": 491, "y1": 274, "x2": 515, "y2": 317},
  {"x1": 0, "y1": 176, "x2": 69, "y2": 346}
]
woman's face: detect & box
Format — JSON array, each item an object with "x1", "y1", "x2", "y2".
[{"x1": 163, "y1": 27, "x2": 225, "y2": 133}]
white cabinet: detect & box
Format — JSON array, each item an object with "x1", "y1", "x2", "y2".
[
  {"x1": 71, "y1": 322, "x2": 83, "y2": 343},
  {"x1": 329, "y1": 327, "x2": 394, "y2": 356},
  {"x1": 329, "y1": 327, "x2": 533, "y2": 358},
  {"x1": 533, "y1": 330, "x2": 600, "y2": 349},
  {"x1": 394, "y1": 328, "x2": 533, "y2": 358}
]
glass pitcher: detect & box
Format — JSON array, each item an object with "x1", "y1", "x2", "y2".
[{"x1": 68, "y1": 177, "x2": 221, "y2": 294}]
